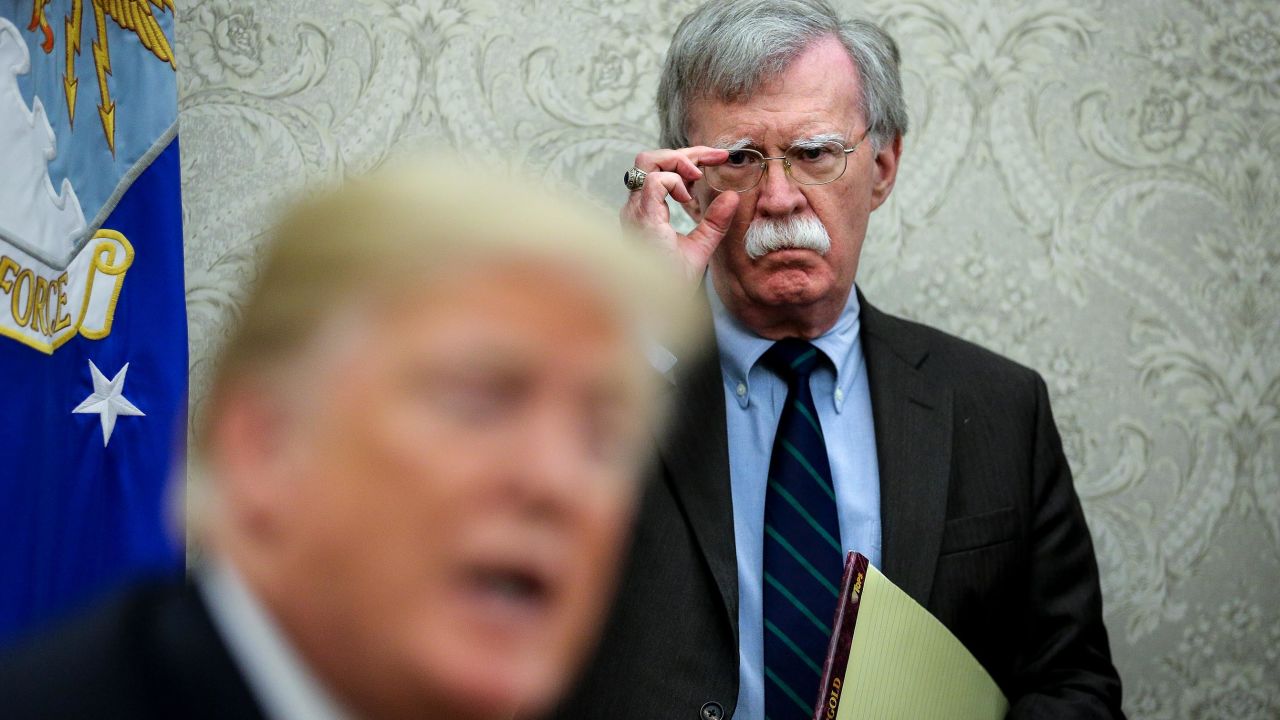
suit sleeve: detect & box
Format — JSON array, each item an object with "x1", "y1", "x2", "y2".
[{"x1": 1006, "y1": 374, "x2": 1125, "y2": 719}]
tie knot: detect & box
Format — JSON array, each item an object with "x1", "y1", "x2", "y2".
[{"x1": 761, "y1": 338, "x2": 824, "y2": 382}]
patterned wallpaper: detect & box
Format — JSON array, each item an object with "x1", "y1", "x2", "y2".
[{"x1": 175, "y1": 0, "x2": 1280, "y2": 716}]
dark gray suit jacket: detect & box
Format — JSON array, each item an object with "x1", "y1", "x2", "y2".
[
  {"x1": 555, "y1": 294, "x2": 1122, "y2": 719},
  {"x1": 0, "y1": 581, "x2": 265, "y2": 720}
]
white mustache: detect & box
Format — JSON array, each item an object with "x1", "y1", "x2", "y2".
[{"x1": 743, "y1": 215, "x2": 832, "y2": 260}]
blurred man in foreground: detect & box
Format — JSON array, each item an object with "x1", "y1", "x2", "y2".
[{"x1": 0, "y1": 161, "x2": 698, "y2": 719}]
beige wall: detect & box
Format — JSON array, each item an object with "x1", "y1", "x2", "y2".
[{"x1": 177, "y1": 1, "x2": 1280, "y2": 716}]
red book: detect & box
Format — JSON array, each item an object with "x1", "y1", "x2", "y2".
[{"x1": 812, "y1": 552, "x2": 868, "y2": 720}]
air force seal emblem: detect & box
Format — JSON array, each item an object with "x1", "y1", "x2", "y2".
[{"x1": 0, "y1": 5, "x2": 175, "y2": 354}]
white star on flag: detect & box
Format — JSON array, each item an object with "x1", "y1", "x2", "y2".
[{"x1": 73, "y1": 360, "x2": 146, "y2": 446}]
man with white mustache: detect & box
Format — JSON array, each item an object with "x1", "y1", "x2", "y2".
[
  {"x1": 554, "y1": 1, "x2": 1122, "y2": 719},
  {"x1": 743, "y1": 216, "x2": 832, "y2": 260}
]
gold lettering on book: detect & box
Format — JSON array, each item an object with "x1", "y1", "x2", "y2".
[{"x1": 826, "y1": 676, "x2": 843, "y2": 719}]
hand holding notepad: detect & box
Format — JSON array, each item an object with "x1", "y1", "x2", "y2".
[{"x1": 812, "y1": 553, "x2": 1009, "y2": 720}]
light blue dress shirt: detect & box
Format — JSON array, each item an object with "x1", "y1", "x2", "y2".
[{"x1": 707, "y1": 283, "x2": 882, "y2": 720}]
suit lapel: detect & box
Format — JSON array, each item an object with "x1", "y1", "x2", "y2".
[
  {"x1": 656, "y1": 343, "x2": 739, "y2": 633},
  {"x1": 860, "y1": 295, "x2": 953, "y2": 607}
]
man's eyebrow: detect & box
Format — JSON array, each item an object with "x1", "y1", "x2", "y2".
[
  {"x1": 713, "y1": 137, "x2": 755, "y2": 151},
  {"x1": 790, "y1": 131, "x2": 847, "y2": 147}
]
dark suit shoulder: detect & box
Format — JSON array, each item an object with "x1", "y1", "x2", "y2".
[
  {"x1": 0, "y1": 581, "x2": 263, "y2": 719},
  {"x1": 862, "y1": 300, "x2": 1044, "y2": 401},
  {"x1": 0, "y1": 581, "x2": 172, "y2": 715}
]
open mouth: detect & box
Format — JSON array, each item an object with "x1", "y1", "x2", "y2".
[{"x1": 465, "y1": 563, "x2": 556, "y2": 619}]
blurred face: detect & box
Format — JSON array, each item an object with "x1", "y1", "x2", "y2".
[
  {"x1": 687, "y1": 35, "x2": 901, "y2": 337},
  {"x1": 218, "y1": 262, "x2": 651, "y2": 720}
]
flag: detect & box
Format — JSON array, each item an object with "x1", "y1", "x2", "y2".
[{"x1": 0, "y1": 0, "x2": 185, "y2": 645}]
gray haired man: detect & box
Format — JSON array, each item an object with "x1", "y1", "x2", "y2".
[{"x1": 555, "y1": 1, "x2": 1123, "y2": 718}]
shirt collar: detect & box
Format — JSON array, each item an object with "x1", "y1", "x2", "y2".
[
  {"x1": 198, "y1": 558, "x2": 355, "y2": 720},
  {"x1": 708, "y1": 281, "x2": 864, "y2": 412}
]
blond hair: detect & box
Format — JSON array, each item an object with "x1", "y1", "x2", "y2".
[{"x1": 200, "y1": 157, "x2": 704, "y2": 448}]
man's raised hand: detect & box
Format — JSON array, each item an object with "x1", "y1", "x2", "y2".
[{"x1": 621, "y1": 146, "x2": 740, "y2": 283}]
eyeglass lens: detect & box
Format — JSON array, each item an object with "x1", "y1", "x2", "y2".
[{"x1": 702, "y1": 141, "x2": 848, "y2": 192}]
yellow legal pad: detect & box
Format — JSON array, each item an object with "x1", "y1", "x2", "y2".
[{"x1": 814, "y1": 553, "x2": 1008, "y2": 720}]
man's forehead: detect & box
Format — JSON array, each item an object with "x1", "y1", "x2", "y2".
[
  {"x1": 685, "y1": 35, "x2": 863, "y2": 143},
  {"x1": 689, "y1": 94, "x2": 862, "y2": 146}
]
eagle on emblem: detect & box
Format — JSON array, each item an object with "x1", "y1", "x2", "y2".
[{"x1": 27, "y1": 0, "x2": 176, "y2": 155}]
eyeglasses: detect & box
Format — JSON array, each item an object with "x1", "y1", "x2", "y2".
[{"x1": 701, "y1": 133, "x2": 869, "y2": 193}]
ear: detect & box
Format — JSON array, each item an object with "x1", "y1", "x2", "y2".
[
  {"x1": 206, "y1": 380, "x2": 296, "y2": 539},
  {"x1": 869, "y1": 134, "x2": 903, "y2": 211}
]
